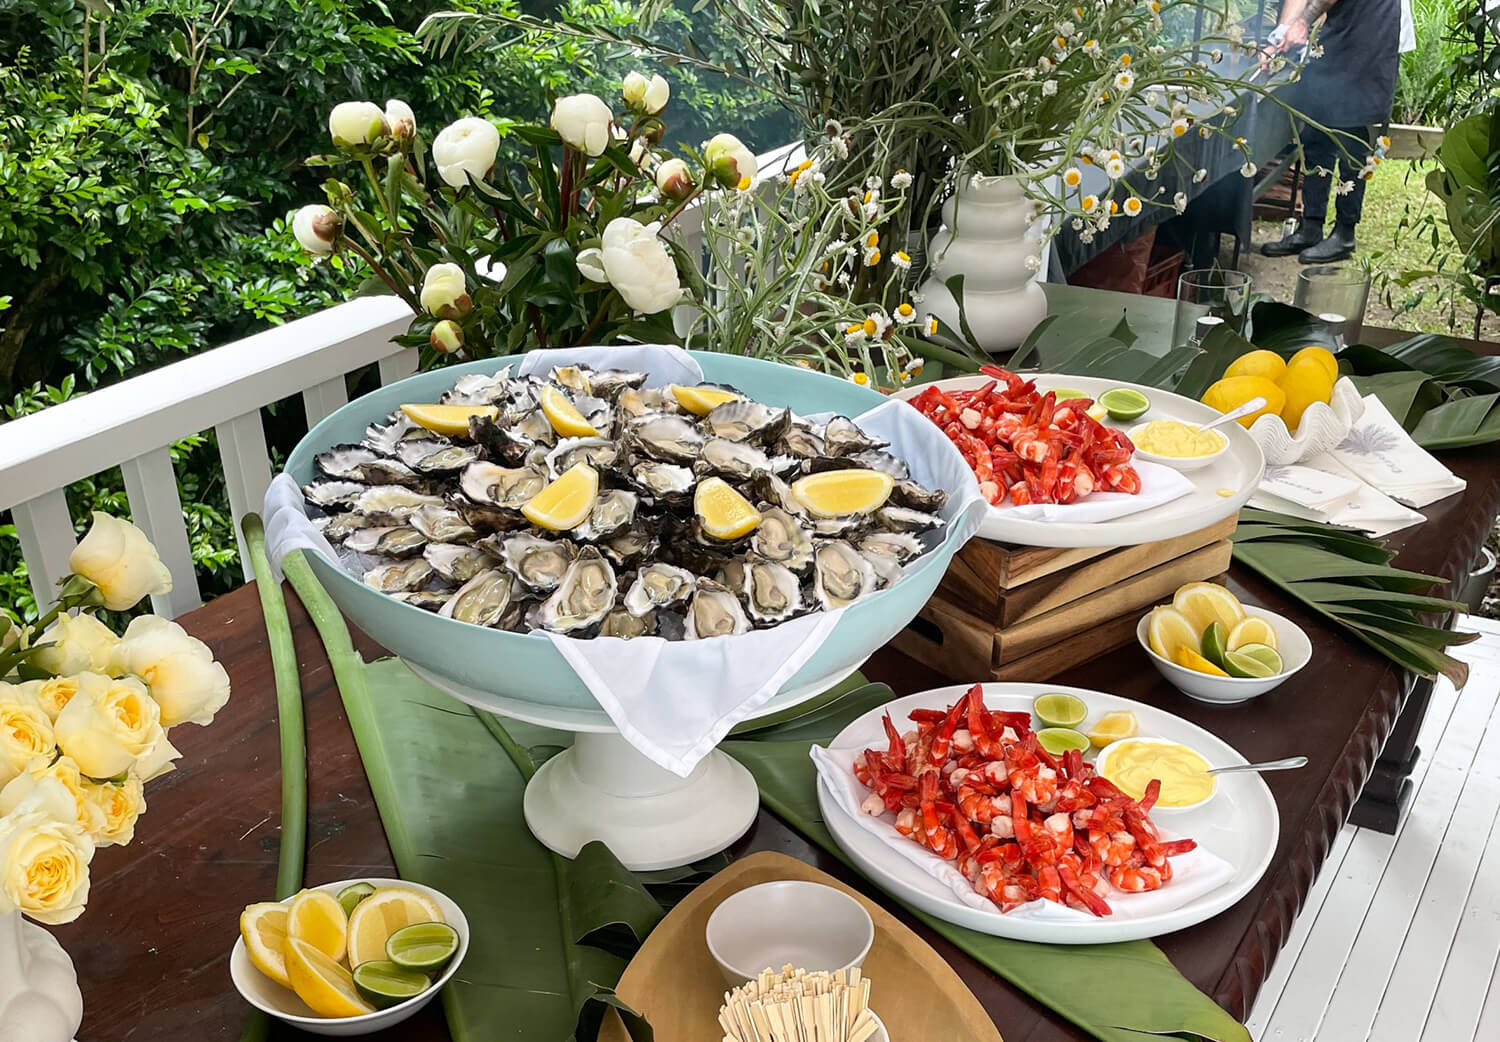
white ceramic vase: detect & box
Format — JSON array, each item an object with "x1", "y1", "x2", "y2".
[
  {"x1": 918, "y1": 175, "x2": 1048, "y2": 355},
  {"x1": 0, "y1": 911, "x2": 83, "y2": 1042}
]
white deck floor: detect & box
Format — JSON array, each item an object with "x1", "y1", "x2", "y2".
[{"x1": 1247, "y1": 614, "x2": 1500, "y2": 1042}]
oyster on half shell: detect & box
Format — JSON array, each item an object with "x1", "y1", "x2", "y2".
[
  {"x1": 813, "y1": 540, "x2": 877, "y2": 609},
  {"x1": 536, "y1": 546, "x2": 618, "y2": 633},
  {"x1": 684, "y1": 578, "x2": 750, "y2": 639},
  {"x1": 439, "y1": 568, "x2": 515, "y2": 628},
  {"x1": 623, "y1": 562, "x2": 696, "y2": 616}
]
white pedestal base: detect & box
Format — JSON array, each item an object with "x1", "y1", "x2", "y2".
[
  {"x1": 0, "y1": 911, "x2": 83, "y2": 1042},
  {"x1": 522, "y1": 732, "x2": 760, "y2": 871}
]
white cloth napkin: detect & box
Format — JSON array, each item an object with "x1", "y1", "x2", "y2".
[
  {"x1": 811, "y1": 742, "x2": 1235, "y2": 923},
  {"x1": 987, "y1": 458, "x2": 1194, "y2": 523},
  {"x1": 1250, "y1": 454, "x2": 1427, "y2": 537},
  {"x1": 1329, "y1": 395, "x2": 1466, "y2": 508},
  {"x1": 265, "y1": 344, "x2": 988, "y2": 776}
]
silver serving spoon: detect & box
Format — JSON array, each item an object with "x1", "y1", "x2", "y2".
[
  {"x1": 1206, "y1": 755, "x2": 1308, "y2": 776},
  {"x1": 1196, "y1": 396, "x2": 1267, "y2": 435}
]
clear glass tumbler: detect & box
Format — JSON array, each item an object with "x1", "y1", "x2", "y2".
[
  {"x1": 1172, "y1": 269, "x2": 1253, "y2": 347},
  {"x1": 1294, "y1": 265, "x2": 1371, "y2": 347}
]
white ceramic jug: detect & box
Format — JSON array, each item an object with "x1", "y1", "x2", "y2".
[{"x1": 0, "y1": 911, "x2": 83, "y2": 1042}]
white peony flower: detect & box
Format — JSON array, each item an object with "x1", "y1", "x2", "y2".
[
  {"x1": 432, "y1": 117, "x2": 500, "y2": 189},
  {"x1": 551, "y1": 93, "x2": 614, "y2": 157},
  {"x1": 704, "y1": 133, "x2": 757, "y2": 189},
  {"x1": 599, "y1": 217, "x2": 682, "y2": 313},
  {"x1": 622, "y1": 71, "x2": 649, "y2": 107},
  {"x1": 328, "y1": 101, "x2": 387, "y2": 149},
  {"x1": 642, "y1": 74, "x2": 670, "y2": 114},
  {"x1": 31, "y1": 613, "x2": 118, "y2": 677},
  {"x1": 291, "y1": 204, "x2": 341, "y2": 256},
  {"x1": 108, "y1": 615, "x2": 230, "y2": 728},
  {"x1": 69, "y1": 514, "x2": 172, "y2": 612},
  {"x1": 384, "y1": 99, "x2": 416, "y2": 142},
  {"x1": 575, "y1": 248, "x2": 608, "y2": 283},
  {"x1": 419, "y1": 262, "x2": 471, "y2": 318}
]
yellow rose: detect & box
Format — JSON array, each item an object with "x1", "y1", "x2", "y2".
[
  {"x1": 80, "y1": 771, "x2": 145, "y2": 847},
  {"x1": 52, "y1": 674, "x2": 179, "y2": 782},
  {"x1": 35, "y1": 675, "x2": 82, "y2": 721},
  {"x1": 32, "y1": 612, "x2": 120, "y2": 676},
  {"x1": 0, "y1": 776, "x2": 94, "y2": 924},
  {"x1": 68, "y1": 513, "x2": 173, "y2": 612},
  {"x1": 108, "y1": 615, "x2": 230, "y2": 727},
  {"x1": 0, "y1": 683, "x2": 55, "y2": 786},
  {"x1": 0, "y1": 755, "x2": 105, "y2": 837}
]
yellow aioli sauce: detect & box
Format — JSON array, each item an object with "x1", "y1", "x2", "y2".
[
  {"x1": 1216, "y1": 488, "x2": 1236, "y2": 498},
  {"x1": 1131, "y1": 420, "x2": 1226, "y2": 459},
  {"x1": 1102, "y1": 740, "x2": 1216, "y2": 807}
]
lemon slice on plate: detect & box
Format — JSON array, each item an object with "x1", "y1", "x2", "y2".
[
  {"x1": 671, "y1": 384, "x2": 742, "y2": 415},
  {"x1": 522, "y1": 463, "x2": 599, "y2": 531},
  {"x1": 1087, "y1": 710, "x2": 1138, "y2": 748},
  {"x1": 1172, "y1": 582, "x2": 1245, "y2": 633},
  {"x1": 1174, "y1": 646, "x2": 1231, "y2": 677},
  {"x1": 695, "y1": 477, "x2": 762, "y2": 540},
  {"x1": 791, "y1": 469, "x2": 895, "y2": 518},
  {"x1": 240, "y1": 902, "x2": 292, "y2": 988},
  {"x1": 539, "y1": 385, "x2": 600, "y2": 437},
  {"x1": 400, "y1": 403, "x2": 499, "y2": 437},
  {"x1": 1147, "y1": 606, "x2": 1199, "y2": 661},
  {"x1": 1227, "y1": 615, "x2": 1278, "y2": 651},
  {"x1": 287, "y1": 889, "x2": 348, "y2": 962},
  {"x1": 346, "y1": 886, "x2": 445, "y2": 968},
  {"x1": 286, "y1": 938, "x2": 374, "y2": 1018}
]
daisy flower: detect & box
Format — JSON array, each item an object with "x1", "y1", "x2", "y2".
[
  {"x1": 892, "y1": 251, "x2": 912, "y2": 271},
  {"x1": 1171, "y1": 118, "x2": 1190, "y2": 137},
  {"x1": 1081, "y1": 193, "x2": 1099, "y2": 212},
  {"x1": 850, "y1": 371, "x2": 870, "y2": 386},
  {"x1": 1105, "y1": 156, "x2": 1126, "y2": 179},
  {"x1": 1173, "y1": 191, "x2": 1188, "y2": 213},
  {"x1": 1123, "y1": 197, "x2": 1142, "y2": 216},
  {"x1": 1042, "y1": 79, "x2": 1058, "y2": 96},
  {"x1": 1240, "y1": 161, "x2": 1257, "y2": 178},
  {"x1": 863, "y1": 246, "x2": 882, "y2": 266},
  {"x1": 844, "y1": 323, "x2": 867, "y2": 345},
  {"x1": 924, "y1": 316, "x2": 940, "y2": 336},
  {"x1": 1063, "y1": 166, "x2": 1083, "y2": 188},
  {"x1": 1109, "y1": 199, "x2": 1120, "y2": 215},
  {"x1": 1115, "y1": 70, "x2": 1135, "y2": 92},
  {"x1": 1083, "y1": 39, "x2": 1102, "y2": 58},
  {"x1": 891, "y1": 169, "x2": 913, "y2": 189},
  {"x1": 895, "y1": 302, "x2": 916, "y2": 321}
]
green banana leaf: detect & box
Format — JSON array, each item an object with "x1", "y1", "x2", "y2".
[
  {"x1": 723, "y1": 735, "x2": 1252, "y2": 1042},
  {"x1": 1244, "y1": 301, "x2": 1342, "y2": 353}
]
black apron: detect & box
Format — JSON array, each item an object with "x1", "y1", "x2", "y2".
[{"x1": 1288, "y1": 0, "x2": 1400, "y2": 128}]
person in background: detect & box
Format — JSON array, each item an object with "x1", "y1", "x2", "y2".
[{"x1": 1259, "y1": 0, "x2": 1401, "y2": 263}]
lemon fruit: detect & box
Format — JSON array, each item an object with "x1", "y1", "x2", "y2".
[
  {"x1": 353, "y1": 961, "x2": 431, "y2": 1009},
  {"x1": 1173, "y1": 582, "x2": 1245, "y2": 633},
  {"x1": 791, "y1": 469, "x2": 895, "y2": 518},
  {"x1": 1223, "y1": 644, "x2": 1283, "y2": 678},
  {"x1": 337, "y1": 882, "x2": 377, "y2": 918},
  {"x1": 286, "y1": 938, "x2": 374, "y2": 1018},
  {"x1": 1289, "y1": 345, "x2": 1339, "y2": 383},
  {"x1": 1200, "y1": 376, "x2": 1285, "y2": 427},
  {"x1": 240, "y1": 902, "x2": 293, "y2": 988},
  {"x1": 1033, "y1": 692, "x2": 1088, "y2": 729},
  {"x1": 539, "y1": 385, "x2": 600, "y2": 437},
  {"x1": 671, "y1": 384, "x2": 742, "y2": 415},
  {"x1": 1227, "y1": 615, "x2": 1278, "y2": 651},
  {"x1": 694, "y1": 477, "x2": 762, "y2": 540},
  {"x1": 287, "y1": 889, "x2": 349, "y2": 962},
  {"x1": 1174, "y1": 646, "x2": 1230, "y2": 677},
  {"x1": 1276, "y1": 357, "x2": 1335, "y2": 431},
  {"x1": 1099, "y1": 387, "x2": 1151, "y2": 420},
  {"x1": 347, "y1": 887, "x2": 445, "y2": 968},
  {"x1": 1087, "y1": 710, "x2": 1138, "y2": 748},
  {"x1": 1200, "y1": 620, "x2": 1230, "y2": 669},
  {"x1": 522, "y1": 463, "x2": 599, "y2": 531},
  {"x1": 1037, "y1": 727, "x2": 1092, "y2": 756},
  {"x1": 386, "y1": 921, "x2": 460, "y2": 973},
  {"x1": 1147, "y1": 606, "x2": 1200, "y2": 661},
  {"x1": 400, "y1": 403, "x2": 498, "y2": 437},
  {"x1": 1224, "y1": 349, "x2": 1288, "y2": 382}
]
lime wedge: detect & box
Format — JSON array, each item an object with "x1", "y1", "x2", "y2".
[
  {"x1": 1033, "y1": 692, "x2": 1087, "y2": 729},
  {"x1": 386, "y1": 921, "x2": 459, "y2": 973},
  {"x1": 1200, "y1": 621, "x2": 1229, "y2": 669},
  {"x1": 1046, "y1": 387, "x2": 1090, "y2": 402},
  {"x1": 1099, "y1": 387, "x2": 1150, "y2": 420},
  {"x1": 1227, "y1": 643, "x2": 1283, "y2": 677},
  {"x1": 352, "y1": 960, "x2": 430, "y2": 1008},
  {"x1": 1036, "y1": 727, "x2": 1092, "y2": 756},
  {"x1": 337, "y1": 882, "x2": 376, "y2": 918}
]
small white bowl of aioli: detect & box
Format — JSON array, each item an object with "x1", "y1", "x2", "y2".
[
  {"x1": 1094, "y1": 737, "x2": 1218, "y2": 812},
  {"x1": 1126, "y1": 419, "x2": 1229, "y2": 472}
]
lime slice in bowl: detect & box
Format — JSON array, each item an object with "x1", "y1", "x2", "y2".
[
  {"x1": 386, "y1": 921, "x2": 460, "y2": 973},
  {"x1": 1033, "y1": 692, "x2": 1087, "y2": 729},
  {"x1": 337, "y1": 882, "x2": 376, "y2": 918},
  {"x1": 1200, "y1": 621, "x2": 1229, "y2": 668},
  {"x1": 1225, "y1": 643, "x2": 1283, "y2": 678},
  {"x1": 352, "y1": 960, "x2": 430, "y2": 1009},
  {"x1": 1099, "y1": 387, "x2": 1151, "y2": 420},
  {"x1": 1036, "y1": 727, "x2": 1091, "y2": 756}
]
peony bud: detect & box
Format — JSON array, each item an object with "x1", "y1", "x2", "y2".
[
  {"x1": 419, "y1": 263, "x2": 471, "y2": 319},
  {"x1": 654, "y1": 157, "x2": 694, "y2": 200},
  {"x1": 328, "y1": 100, "x2": 387, "y2": 149},
  {"x1": 432, "y1": 117, "x2": 501, "y2": 189},
  {"x1": 292, "y1": 204, "x2": 341, "y2": 255},
  {"x1": 628, "y1": 137, "x2": 650, "y2": 170},
  {"x1": 639, "y1": 118, "x2": 665, "y2": 144},
  {"x1": 704, "y1": 133, "x2": 757, "y2": 189},
  {"x1": 430, "y1": 320, "x2": 465, "y2": 355},
  {"x1": 642, "y1": 74, "x2": 670, "y2": 115},
  {"x1": 550, "y1": 93, "x2": 614, "y2": 157},
  {"x1": 622, "y1": 71, "x2": 649, "y2": 108},
  {"x1": 575, "y1": 248, "x2": 608, "y2": 283},
  {"x1": 384, "y1": 99, "x2": 416, "y2": 143}
]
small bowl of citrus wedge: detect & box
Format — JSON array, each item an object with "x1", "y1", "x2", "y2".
[
  {"x1": 231, "y1": 877, "x2": 468, "y2": 1036},
  {"x1": 1136, "y1": 582, "x2": 1312, "y2": 704}
]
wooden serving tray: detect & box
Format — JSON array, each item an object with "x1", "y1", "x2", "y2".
[{"x1": 599, "y1": 851, "x2": 1002, "y2": 1042}]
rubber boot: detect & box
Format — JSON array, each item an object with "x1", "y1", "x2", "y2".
[
  {"x1": 1260, "y1": 218, "x2": 1323, "y2": 258},
  {"x1": 1298, "y1": 223, "x2": 1357, "y2": 264}
]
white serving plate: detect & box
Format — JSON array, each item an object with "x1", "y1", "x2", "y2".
[
  {"x1": 892, "y1": 374, "x2": 1264, "y2": 547},
  {"x1": 816, "y1": 683, "x2": 1279, "y2": 944}
]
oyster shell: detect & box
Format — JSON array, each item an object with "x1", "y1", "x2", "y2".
[
  {"x1": 622, "y1": 562, "x2": 696, "y2": 615},
  {"x1": 703, "y1": 400, "x2": 791, "y2": 443},
  {"x1": 696, "y1": 438, "x2": 790, "y2": 482},
  {"x1": 535, "y1": 546, "x2": 617, "y2": 633},
  {"x1": 859, "y1": 531, "x2": 924, "y2": 563},
  {"x1": 574, "y1": 490, "x2": 638, "y2": 542},
  {"x1": 776, "y1": 423, "x2": 826, "y2": 459},
  {"x1": 742, "y1": 558, "x2": 804, "y2": 624},
  {"x1": 548, "y1": 364, "x2": 593, "y2": 396},
  {"x1": 750, "y1": 508, "x2": 815, "y2": 572},
  {"x1": 599, "y1": 607, "x2": 656, "y2": 639},
  {"x1": 363, "y1": 414, "x2": 427, "y2": 455},
  {"x1": 600, "y1": 526, "x2": 658, "y2": 568},
  {"x1": 303, "y1": 479, "x2": 367, "y2": 510},
  {"x1": 320, "y1": 512, "x2": 376, "y2": 543},
  {"x1": 344, "y1": 525, "x2": 427, "y2": 558},
  {"x1": 351, "y1": 486, "x2": 445, "y2": 524},
  {"x1": 891, "y1": 480, "x2": 948, "y2": 512},
  {"x1": 446, "y1": 370, "x2": 511, "y2": 404},
  {"x1": 439, "y1": 569, "x2": 515, "y2": 628},
  {"x1": 468, "y1": 414, "x2": 535, "y2": 465},
  {"x1": 684, "y1": 578, "x2": 751, "y2": 639},
  {"x1": 460, "y1": 462, "x2": 546, "y2": 508},
  {"x1": 629, "y1": 413, "x2": 705, "y2": 463},
  {"x1": 876, "y1": 506, "x2": 946, "y2": 533},
  {"x1": 363, "y1": 558, "x2": 435, "y2": 592},
  {"x1": 409, "y1": 505, "x2": 477, "y2": 544},
  {"x1": 588, "y1": 370, "x2": 648, "y2": 400},
  {"x1": 424, "y1": 542, "x2": 496, "y2": 583},
  {"x1": 813, "y1": 540, "x2": 877, "y2": 608},
  {"x1": 494, "y1": 533, "x2": 577, "y2": 592},
  {"x1": 391, "y1": 588, "x2": 456, "y2": 611},
  {"x1": 749, "y1": 473, "x2": 806, "y2": 517},
  {"x1": 630, "y1": 461, "x2": 695, "y2": 504},
  {"x1": 546, "y1": 437, "x2": 620, "y2": 479},
  {"x1": 822, "y1": 416, "x2": 887, "y2": 456},
  {"x1": 396, "y1": 439, "x2": 480, "y2": 474}
]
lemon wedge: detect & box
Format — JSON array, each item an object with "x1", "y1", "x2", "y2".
[
  {"x1": 1173, "y1": 646, "x2": 1231, "y2": 677},
  {"x1": 671, "y1": 384, "x2": 742, "y2": 415},
  {"x1": 346, "y1": 887, "x2": 446, "y2": 968},
  {"x1": 1087, "y1": 710, "x2": 1138, "y2": 748},
  {"x1": 791, "y1": 469, "x2": 895, "y2": 519},
  {"x1": 1227, "y1": 615, "x2": 1278, "y2": 651},
  {"x1": 1172, "y1": 582, "x2": 1245, "y2": 633},
  {"x1": 240, "y1": 902, "x2": 292, "y2": 988},
  {"x1": 694, "y1": 477, "x2": 762, "y2": 540},
  {"x1": 522, "y1": 463, "x2": 599, "y2": 531},
  {"x1": 287, "y1": 889, "x2": 349, "y2": 962},
  {"x1": 539, "y1": 384, "x2": 600, "y2": 437},
  {"x1": 400, "y1": 403, "x2": 498, "y2": 437},
  {"x1": 1146, "y1": 606, "x2": 1199, "y2": 661},
  {"x1": 286, "y1": 938, "x2": 374, "y2": 1018}
]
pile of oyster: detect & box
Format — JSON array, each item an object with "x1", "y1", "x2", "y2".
[{"x1": 303, "y1": 365, "x2": 948, "y2": 640}]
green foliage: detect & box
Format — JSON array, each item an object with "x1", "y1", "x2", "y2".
[{"x1": 1395, "y1": 0, "x2": 1473, "y2": 125}]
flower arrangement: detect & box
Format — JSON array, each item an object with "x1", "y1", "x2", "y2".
[
  {"x1": 0, "y1": 514, "x2": 230, "y2": 926},
  {"x1": 286, "y1": 74, "x2": 759, "y2": 365}
]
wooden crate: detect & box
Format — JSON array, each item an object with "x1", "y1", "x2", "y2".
[{"x1": 893, "y1": 516, "x2": 1238, "y2": 682}]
